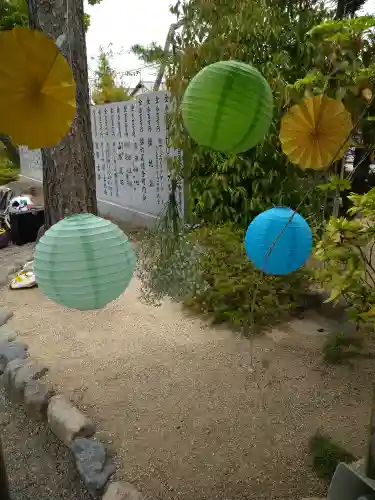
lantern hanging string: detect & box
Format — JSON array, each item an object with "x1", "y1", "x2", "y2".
[{"x1": 247, "y1": 92, "x2": 375, "y2": 336}]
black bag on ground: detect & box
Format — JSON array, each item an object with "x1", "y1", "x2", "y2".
[{"x1": 9, "y1": 208, "x2": 45, "y2": 246}]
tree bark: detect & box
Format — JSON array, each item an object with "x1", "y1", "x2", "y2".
[
  {"x1": 335, "y1": 0, "x2": 346, "y2": 18},
  {"x1": 27, "y1": 0, "x2": 97, "y2": 229},
  {"x1": 335, "y1": 0, "x2": 367, "y2": 18},
  {"x1": 0, "y1": 133, "x2": 20, "y2": 166}
]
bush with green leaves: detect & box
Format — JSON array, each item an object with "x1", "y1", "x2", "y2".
[
  {"x1": 137, "y1": 222, "x2": 311, "y2": 332},
  {"x1": 323, "y1": 331, "x2": 365, "y2": 364},
  {"x1": 185, "y1": 224, "x2": 311, "y2": 330},
  {"x1": 308, "y1": 431, "x2": 356, "y2": 479},
  {"x1": 314, "y1": 186, "x2": 375, "y2": 327},
  {"x1": 0, "y1": 152, "x2": 19, "y2": 186}
]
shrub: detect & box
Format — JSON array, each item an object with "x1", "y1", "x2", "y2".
[
  {"x1": 0, "y1": 145, "x2": 19, "y2": 185},
  {"x1": 309, "y1": 431, "x2": 356, "y2": 479},
  {"x1": 314, "y1": 187, "x2": 375, "y2": 327},
  {"x1": 184, "y1": 224, "x2": 310, "y2": 331},
  {"x1": 137, "y1": 222, "x2": 311, "y2": 332},
  {"x1": 0, "y1": 161, "x2": 19, "y2": 186},
  {"x1": 323, "y1": 332, "x2": 365, "y2": 365}
]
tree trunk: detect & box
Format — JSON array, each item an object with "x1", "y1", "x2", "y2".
[
  {"x1": 336, "y1": 0, "x2": 367, "y2": 18},
  {"x1": 27, "y1": 0, "x2": 97, "y2": 230},
  {"x1": 335, "y1": 0, "x2": 346, "y2": 18},
  {"x1": 0, "y1": 133, "x2": 20, "y2": 166}
]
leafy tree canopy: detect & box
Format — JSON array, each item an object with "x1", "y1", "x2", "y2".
[
  {"x1": 131, "y1": 41, "x2": 165, "y2": 64},
  {"x1": 0, "y1": 0, "x2": 28, "y2": 30},
  {"x1": 164, "y1": 0, "x2": 332, "y2": 226},
  {"x1": 336, "y1": 0, "x2": 368, "y2": 18},
  {"x1": 92, "y1": 47, "x2": 131, "y2": 104}
]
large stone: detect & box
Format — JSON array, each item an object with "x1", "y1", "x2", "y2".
[
  {"x1": 103, "y1": 482, "x2": 143, "y2": 500},
  {"x1": 12, "y1": 359, "x2": 48, "y2": 398},
  {"x1": 0, "y1": 308, "x2": 13, "y2": 327},
  {"x1": 0, "y1": 341, "x2": 28, "y2": 374},
  {"x1": 0, "y1": 326, "x2": 17, "y2": 342},
  {"x1": 47, "y1": 395, "x2": 96, "y2": 446},
  {"x1": 1, "y1": 357, "x2": 28, "y2": 391},
  {"x1": 71, "y1": 438, "x2": 116, "y2": 493},
  {"x1": 24, "y1": 380, "x2": 55, "y2": 418}
]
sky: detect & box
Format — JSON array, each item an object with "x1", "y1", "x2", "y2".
[
  {"x1": 84, "y1": 0, "x2": 176, "y2": 88},
  {"x1": 85, "y1": 0, "x2": 375, "y2": 90}
]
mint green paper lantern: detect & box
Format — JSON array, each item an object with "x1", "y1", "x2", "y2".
[
  {"x1": 181, "y1": 60, "x2": 273, "y2": 154},
  {"x1": 33, "y1": 213, "x2": 136, "y2": 310}
]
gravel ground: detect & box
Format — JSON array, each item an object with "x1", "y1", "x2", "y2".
[
  {"x1": 4, "y1": 279, "x2": 374, "y2": 500},
  {"x1": 0, "y1": 389, "x2": 91, "y2": 500},
  {"x1": 1, "y1": 242, "x2": 373, "y2": 500}
]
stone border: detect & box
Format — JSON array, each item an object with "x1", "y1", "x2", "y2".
[{"x1": 0, "y1": 306, "x2": 143, "y2": 500}]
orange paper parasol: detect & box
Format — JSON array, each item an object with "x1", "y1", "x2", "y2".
[
  {"x1": 0, "y1": 27, "x2": 76, "y2": 149},
  {"x1": 279, "y1": 95, "x2": 352, "y2": 170}
]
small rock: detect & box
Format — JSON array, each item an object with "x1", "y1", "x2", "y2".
[
  {"x1": 24, "y1": 380, "x2": 55, "y2": 418},
  {"x1": 0, "y1": 326, "x2": 17, "y2": 342},
  {"x1": 12, "y1": 360, "x2": 48, "y2": 398},
  {"x1": 0, "y1": 341, "x2": 28, "y2": 374},
  {"x1": 71, "y1": 438, "x2": 116, "y2": 493},
  {"x1": 2, "y1": 358, "x2": 28, "y2": 391},
  {"x1": 0, "y1": 308, "x2": 13, "y2": 327},
  {"x1": 103, "y1": 482, "x2": 143, "y2": 500},
  {"x1": 47, "y1": 395, "x2": 96, "y2": 446}
]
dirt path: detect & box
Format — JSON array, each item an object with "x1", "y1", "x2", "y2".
[{"x1": 0, "y1": 278, "x2": 373, "y2": 500}]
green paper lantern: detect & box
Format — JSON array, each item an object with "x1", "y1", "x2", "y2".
[
  {"x1": 33, "y1": 213, "x2": 136, "y2": 310},
  {"x1": 181, "y1": 60, "x2": 274, "y2": 154}
]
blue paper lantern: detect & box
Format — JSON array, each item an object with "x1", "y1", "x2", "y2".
[{"x1": 244, "y1": 207, "x2": 312, "y2": 275}]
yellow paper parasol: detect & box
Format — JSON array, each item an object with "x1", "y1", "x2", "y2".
[
  {"x1": 279, "y1": 95, "x2": 352, "y2": 170},
  {"x1": 0, "y1": 27, "x2": 76, "y2": 149}
]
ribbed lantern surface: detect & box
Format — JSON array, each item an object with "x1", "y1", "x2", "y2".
[
  {"x1": 181, "y1": 60, "x2": 273, "y2": 154},
  {"x1": 244, "y1": 207, "x2": 312, "y2": 276},
  {"x1": 33, "y1": 213, "x2": 136, "y2": 310}
]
